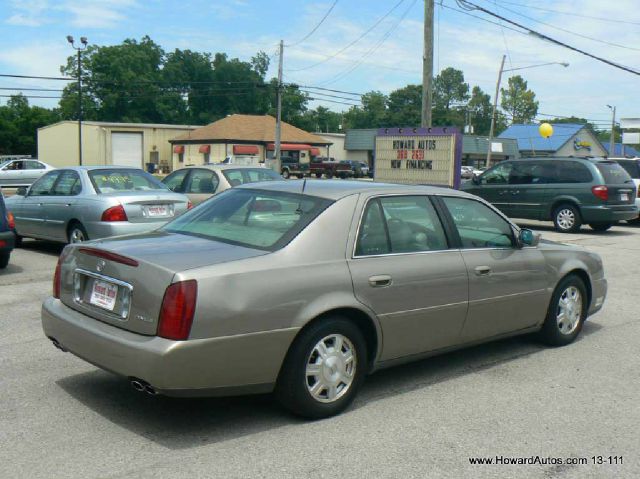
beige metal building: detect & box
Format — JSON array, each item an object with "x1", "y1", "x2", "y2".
[{"x1": 37, "y1": 121, "x2": 201, "y2": 172}]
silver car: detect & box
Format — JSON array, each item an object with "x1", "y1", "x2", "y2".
[
  {"x1": 162, "y1": 165, "x2": 281, "y2": 206},
  {"x1": 42, "y1": 181, "x2": 607, "y2": 418},
  {"x1": 7, "y1": 166, "x2": 190, "y2": 244},
  {"x1": 0, "y1": 158, "x2": 55, "y2": 187}
]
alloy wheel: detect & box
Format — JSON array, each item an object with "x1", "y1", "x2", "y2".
[
  {"x1": 70, "y1": 228, "x2": 86, "y2": 243},
  {"x1": 556, "y1": 286, "x2": 582, "y2": 335},
  {"x1": 305, "y1": 334, "x2": 357, "y2": 403}
]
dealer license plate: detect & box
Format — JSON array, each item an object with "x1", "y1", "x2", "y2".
[
  {"x1": 621, "y1": 193, "x2": 629, "y2": 201},
  {"x1": 89, "y1": 280, "x2": 118, "y2": 311},
  {"x1": 147, "y1": 205, "x2": 169, "y2": 217}
]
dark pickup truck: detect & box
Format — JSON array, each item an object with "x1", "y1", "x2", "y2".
[
  {"x1": 281, "y1": 157, "x2": 353, "y2": 179},
  {"x1": 0, "y1": 191, "x2": 15, "y2": 269}
]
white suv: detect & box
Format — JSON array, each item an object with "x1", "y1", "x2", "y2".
[{"x1": 614, "y1": 158, "x2": 640, "y2": 223}]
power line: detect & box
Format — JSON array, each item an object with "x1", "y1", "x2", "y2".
[
  {"x1": 306, "y1": 96, "x2": 360, "y2": 106},
  {"x1": 317, "y1": 0, "x2": 419, "y2": 86},
  {"x1": 493, "y1": 0, "x2": 640, "y2": 26},
  {"x1": 296, "y1": 85, "x2": 364, "y2": 97},
  {"x1": 285, "y1": 0, "x2": 339, "y2": 47},
  {"x1": 0, "y1": 73, "x2": 73, "y2": 81},
  {"x1": 456, "y1": 0, "x2": 640, "y2": 76},
  {"x1": 0, "y1": 87, "x2": 65, "y2": 92},
  {"x1": 286, "y1": 0, "x2": 406, "y2": 72},
  {"x1": 299, "y1": 89, "x2": 361, "y2": 102},
  {"x1": 481, "y1": 0, "x2": 640, "y2": 52}
]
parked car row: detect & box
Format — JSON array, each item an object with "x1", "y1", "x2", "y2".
[
  {"x1": 463, "y1": 157, "x2": 638, "y2": 232},
  {"x1": 0, "y1": 158, "x2": 55, "y2": 187}
]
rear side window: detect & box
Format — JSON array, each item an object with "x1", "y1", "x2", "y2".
[
  {"x1": 508, "y1": 161, "x2": 552, "y2": 185},
  {"x1": 355, "y1": 195, "x2": 448, "y2": 256},
  {"x1": 596, "y1": 162, "x2": 633, "y2": 184},
  {"x1": 186, "y1": 169, "x2": 219, "y2": 194},
  {"x1": 555, "y1": 161, "x2": 593, "y2": 183}
]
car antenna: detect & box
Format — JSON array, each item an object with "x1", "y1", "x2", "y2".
[
  {"x1": 296, "y1": 178, "x2": 307, "y2": 215},
  {"x1": 301, "y1": 177, "x2": 307, "y2": 194}
]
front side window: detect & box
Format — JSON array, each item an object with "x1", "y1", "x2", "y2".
[
  {"x1": 481, "y1": 162, "x2": 512, "y2": 184},
  {"x1": 89, "y1": 169, "x2": 167, "y2": 193},
  {"x1": 355, "y1": 195, "x2": 448, "y2": 256},
  {"x1": 186, "y1": 169, "x2": 219, "y2": 194},
  {"x1": 163, "y1": 189, "x2": 333, "y2": 251},
  {"x1": 53, "y1": 171, "x2": 82, "y2": 196},
  {"x1": 442, "y1": 196, "x2": 514, "y2": 249},
  {"x1": 29, "y1": 171, "x2": 61, "y2": 196},
  {"x1": 509, "y1": 161, "x2": 551, "y2": 185}
]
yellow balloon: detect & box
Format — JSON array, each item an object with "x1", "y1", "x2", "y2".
[{"x1": 539, "y1": 123, "x2": 554, "y2": 138}]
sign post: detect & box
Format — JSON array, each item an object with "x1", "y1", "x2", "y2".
[{"x1": 374, "y1": 127, "x2": 462, "y2": 188}]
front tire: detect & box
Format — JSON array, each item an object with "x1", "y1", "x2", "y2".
[
  {"x1": 276, "y1": 317, "x2": 367, "y2": 419},
  {"x1": 68, "y1": 222, "x2": 89, "y2": 244},
  {"x1": 553, "y1": 204, "x2": 582, "y2": 233},
  {"x1": 539, "y1": 275, "x2": 588, "y2": 346},
  {"x1": 281, "y1": 169, "x2": 290, "y2": 179}
]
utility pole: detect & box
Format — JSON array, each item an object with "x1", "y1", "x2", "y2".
[
  {"x1": 607, "y1": 105, "x2": 616, "y2": 157},
  {"x1": 67, "y1": 35, "x2": 88, "y2": 166},
  {"x1": 274, "y1": 40, "x2": 284, "y2": 174},
  {"x1": 421, "y1": 0, "x2": 434, "y2": 128},
  {"x1": 486, "y1": 54, "x2": 506, "y2": 168}
]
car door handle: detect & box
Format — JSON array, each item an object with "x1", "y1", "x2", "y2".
[
  {"x1": 474, "y1": 266, "x2": 492, "y2": 276},
  {"x1": 368, "y1": 275, "x2": 392, "y2": 287}
]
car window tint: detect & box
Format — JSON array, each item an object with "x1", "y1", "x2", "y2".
[
  {"x1": 163, "y1": 169, "x2": 189, "y2": 192},
  {"x1": 508, "y1": 161, "x2": 550, "y2": 185},
  {"x1": 355, "y1": 200, "x2": 390, "y2": 256},
  {"x1": 617, "y1": 160, "x2": 640, "y2": 179},
  {"x1": 379, "y1": 196, "x2": 448, "y2": 252},
  {"x1": 481, "y1": 162, "x2": 512, "y2": 184},
  {"x1": 53, "y1": 171, "x2": 82, "y2": 196},
  {"x1": 442, "y1": 197, "x2": 514, "y2": 249},
  {"x1": 245, "y1": 169, "x2": 281, "y2": 183},
  {"x1": 555, "y1": 161, "x2": 593, "y2": 183},
  {"x1": 163, "y1": 189, "x2": 332, "y2": 251},
  {"x1": 187, "y1": 169, "x2": 219, "y2": 194},
  {"x1": 89, "y1": 169, "x2": 166, "y2": 193},
  {"x1": 596, "y1": 162, "x2": 632, "y2": 185},
  {"x1": 29, "y1": 171, "x2": 60, "y2": 196}
]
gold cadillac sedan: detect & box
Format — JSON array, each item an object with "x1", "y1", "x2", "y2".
[{"x1": 42, "y1": 181, "x2": 607, "y2": 418}]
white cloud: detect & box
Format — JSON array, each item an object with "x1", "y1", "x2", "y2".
[{"x1": 4, "y1": 0, "x2": 50, "y2": 27}]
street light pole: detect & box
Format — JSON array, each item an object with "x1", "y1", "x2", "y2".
[
  {"x1": 607, "y1": 105, "x2": 616, "y2": 157},
  {"x1": 67, "y1": 35, "x2": 88, "y2": 166},
  {"x1": 485, "y1": 58, "x2": 569, "y2": 167}
]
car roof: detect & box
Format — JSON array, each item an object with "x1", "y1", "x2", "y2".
[
  {"x1": 237, "y1": 180, "x2": 472, "y2": 201},
  {"x1": 516, "y1": 156, "x2": 610, "y2": 163},
  {"x1": 54, "y1": 165, "x2": 143, "y2": 171},
  {"x1": 179, "y1": 164, "x2": 268, "y2": 171}
]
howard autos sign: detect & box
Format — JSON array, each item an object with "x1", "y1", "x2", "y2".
[{"x1": 374, "y1": 127, "x2": 462, "y2": 188}]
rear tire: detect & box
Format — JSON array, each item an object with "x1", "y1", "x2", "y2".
[
  {"x1": 275, "y1": 317, "x2": 367, "y2": 419},
  {"x1": 314, "y1": 172, "x2": 322, "y2": 179},
  {"x1": 281, "y1": 169, "x2": 290, "y2": 179},
  {"x1": 296, "y1": 174, "x2": 304, "y2": 179},
  {"x1": 552, "y1": 204, "x2": 582, "y2": 233},
  {"x1": 589, "y1": 222, "x2": 613, "y2": 232},
  {"x1": 326, "y1": 171, "x2": 334, "y2": 179},
  {"x1": 67, "y1": 222, "x2": 89, "y2": 244},
  {"x1": 0, "y1": 253, "x2": 9, "y2": 269},
  {"x1": 538, "y1": 275, "x2": 587, "y2": 346}
]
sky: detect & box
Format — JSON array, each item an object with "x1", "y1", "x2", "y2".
[{"x1": 1, "y1": 0, "x2": 639, "y2": 130}]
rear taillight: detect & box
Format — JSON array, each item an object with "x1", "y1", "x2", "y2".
[
  {"x1": 101, "y1": 205, "x2": 128, "y2": 222},
  {"x1": 53, "y1": 247, "x2": 71, "y2": 299},
  {"x1": 187, "y1": 201, "x2": 193, "y2": 210},
  {"x1": 591, "y1": 185, "x2": 609, "y2": 201},
  {"x1": 7, "y1": 212, "x2": 15, "y2": 230},
  {"x1": 158, "y1": 280, "x2": 198, "y2": 341}
]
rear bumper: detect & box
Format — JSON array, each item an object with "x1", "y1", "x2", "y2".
[
  {"x1": 580, "y1": 204, "x2": 639, "y2": 223},
  {"x1": 42, "y1": 297, "x2": 298, "y2": 396},
  {"x1": 0, "y1": 230, "x2": 14, "y2": 253},
  {"x1": 588, "y1": 277, "x2": 607, "y2": 316}
]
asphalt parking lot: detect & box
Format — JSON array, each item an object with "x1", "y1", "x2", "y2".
[{"x1": 1, "y1": 222, "x2": 639, "y2": 478}]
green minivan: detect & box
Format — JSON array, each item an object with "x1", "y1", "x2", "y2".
[{"x1": 462, "y1": 157, "x2": 638, "y2": 232}]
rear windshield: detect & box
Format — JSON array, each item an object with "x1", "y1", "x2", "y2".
[
  {"x1": 88, "y1": 169, "x2": 167, "y2": 194},
  {"x1": 162, "y1": 188, "x2": 333, "y2": 251},
  {"x1": 221, "y1": 168, "x2": 281, "y2": 187},
  {"x1": 595, "y1": 162, "x2": 633, "y2": 184},
  {"x1": 617, "y1": 160, "x2": 640, "y2": 179}
]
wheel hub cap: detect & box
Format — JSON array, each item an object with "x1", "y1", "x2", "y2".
[
  {"x1": 557, "y1": 209, "x2": 575, "y2": 230},
  {"x1": 556, "y1": 286, "x2": 582, "y2": 335},
  {"x1": 305, "y1": 334, "x2": 357, "y2": 403}
]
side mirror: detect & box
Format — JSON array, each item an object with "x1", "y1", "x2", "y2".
[
  {"x1": 519, "y1": 228, "x2": 540, "y2": 247},
  {"x1": 16, "y1": 186, "x2": 28, "y2": 196}
]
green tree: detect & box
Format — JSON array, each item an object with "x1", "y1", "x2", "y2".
[
  {"x1": 467, "y1": 86, "x2": 492, "y2": 135},
  {"x1": 387, "y1": 85, "x2": 421, "y2": 126},
  {"x1": 343, "y1": 91, "x2": 388, "y2": 129},
  {"x1": 299, "y1": 106, "x2": 343, "y2": 133},
  {"x1": 0, "y1": 94, "x2": 59, "y2": 156},
  {"x1": 432, "y1": 67, "x2": 469, "y2": 127},
  {"x1": 501, "y1": 75, "x2": 538, "y2": 124}
]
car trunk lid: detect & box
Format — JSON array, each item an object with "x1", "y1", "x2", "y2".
[
  {"x1": 59, "y1": 232, "x2": 268, "y2": 335},
  {"x1": 99, "y1": 191, "x2": 189, "y2": 223}
]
